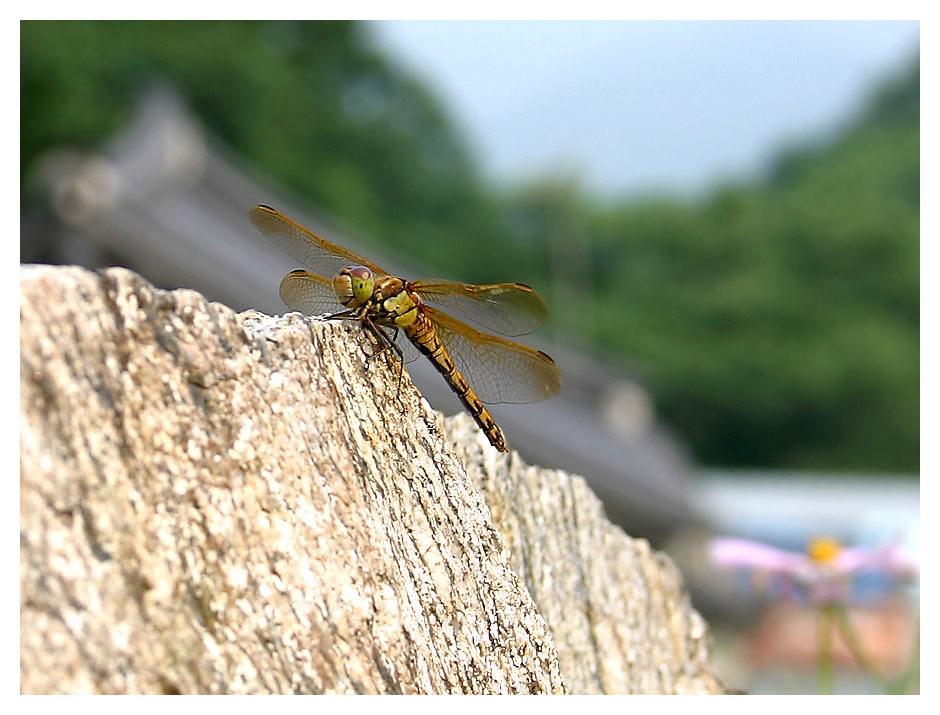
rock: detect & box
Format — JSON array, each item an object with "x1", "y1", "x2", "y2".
[
  {"x1": 19, "y1": 264, "x2": 724, "y2": 694},
  {"x1": 448, "y1": 413, "x2": 722, "y2": 693}
]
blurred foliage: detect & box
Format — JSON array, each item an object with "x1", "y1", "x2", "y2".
[
  {"x1": 586, "y1": 64, "x2": 919, "y2": 471},
  {"x1": 21, "y1": 21, "x2": 919, "y2": 472},
  {"x1": 20, "y1": 21, "x2": 519, "y2": 280}
]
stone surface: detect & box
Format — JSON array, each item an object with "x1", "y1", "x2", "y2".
[
  {"x1": 20, "y1": 264, "x2": 724, "y2": 694},
  {"x1": 447, "y1": 413, "x2": 723, "y2": 693}
]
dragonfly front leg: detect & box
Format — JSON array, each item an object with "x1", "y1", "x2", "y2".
[{"x1": 325, "y1": 307, "x2": 361, "y2": 321}]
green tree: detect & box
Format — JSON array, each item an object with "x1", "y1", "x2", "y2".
[
  {"x1": 586, "y1": 61, "x2": 919, "y2": 471},
  {"x1": 21, "y1": 21, "x2": 513, "y2": 279}
]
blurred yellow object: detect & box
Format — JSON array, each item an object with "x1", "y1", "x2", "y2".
[{"x1": 808, "y1": 537, "x2": 842, "y2": 565}]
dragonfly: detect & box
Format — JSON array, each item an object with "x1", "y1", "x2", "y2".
[{"x1": 249, "y1": 204, "x2": 561, "y2": 452}]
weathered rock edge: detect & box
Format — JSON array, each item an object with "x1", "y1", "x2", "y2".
[{"x1": 20, "y1": 264, "x2": 724, "y2": 694}]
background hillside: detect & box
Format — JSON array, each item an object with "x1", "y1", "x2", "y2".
[{"x1": 20, "y1": 21, "x2": 919, "y2": 473}]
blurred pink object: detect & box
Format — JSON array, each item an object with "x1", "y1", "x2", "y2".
[{"x1": 710, "y1": 536, "x2": 918, "y2": 604}]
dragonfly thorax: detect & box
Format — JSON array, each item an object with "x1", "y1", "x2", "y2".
[
  {"x1": 373, "y1": 276, "x2": 419, "y2": 329},
  {"x1": 333, "y1": 266, "x2": 374, "y2": 308}
]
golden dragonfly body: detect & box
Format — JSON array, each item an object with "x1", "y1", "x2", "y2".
[{"x1": 250, "y1": 204, "x2": 561, "y2": 452}]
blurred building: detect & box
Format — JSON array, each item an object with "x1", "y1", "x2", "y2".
[{"x1": 21, "y1": 86, "x2": 698, "y2": 543}]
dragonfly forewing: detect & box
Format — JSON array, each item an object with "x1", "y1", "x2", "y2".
[
  {"x1": 411, "y1": 279, "x2": 549, "y2": 337},
  {"x1": 250, "y1": 204, "x2": 388, "y2": 280}
]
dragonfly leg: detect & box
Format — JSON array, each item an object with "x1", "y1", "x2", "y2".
[
  {"x1": 359, "y1": 320, "x2": 407, "y2": 401},
  {"x1": 387, "y1": 328, "x2": 406, "y2": 401},
  {"x1": 361, "y1": 319, "x2": 404, "y2": 362},
  {"x1": 326, "y1": 307, "x2": 395, "y2": 366},
  {"x1": 325, "y1": 307, "x2": 360, "y2": 321},
  {"x1": 360, "y1": 318, "x2": 390, "y2": 357},
  {"x1": 370, "y1": 326, "x2": 406, "y2": 400}
]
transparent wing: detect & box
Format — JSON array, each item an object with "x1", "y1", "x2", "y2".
[
  {"x1": 279, "y1": 270, "x2": 423, "y2": 364},
  {"x1": 390, "y1": 331, "x2": 423, "y2": 364},
  {"x1": 411, "y1": 279, "x2": 549, "y2": 337},
  {"x1": 278, "y1": 270, "x2": 345, "y2": 315},
  {"x1": 422, "y1": 305, "x2": 561, "y2": 405},
  {"x1": 251, "y1": 204, "x2": 388, "y2": 279}
]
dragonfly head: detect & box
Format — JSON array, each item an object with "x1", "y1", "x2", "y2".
[{"x1": 333, "y1": 266, "x2": 375, "y2": 307}]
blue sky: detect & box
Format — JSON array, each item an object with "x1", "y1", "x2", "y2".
[{"x1": 370, "y1": 21, "x2": 920, "y2": 198}]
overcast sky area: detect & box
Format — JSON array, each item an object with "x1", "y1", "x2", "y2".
[{"x1": 369, "y1": 21, "x2": 921, "y2": 199}]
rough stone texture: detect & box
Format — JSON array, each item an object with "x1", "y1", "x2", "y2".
[
  {"x1": 447, "y1": 413, "x2": 723, "y2": 693},
  {"x1": 20, "y1": 264, "x2": 724, "y2": 694}
]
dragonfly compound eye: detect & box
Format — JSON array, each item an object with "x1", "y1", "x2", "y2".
[
  {"x1": 332, "y1": 270, "x2": 356, "y2": 306},
  {"x1": 348, "y1": 266, "x2": 374, "y2": 304}
]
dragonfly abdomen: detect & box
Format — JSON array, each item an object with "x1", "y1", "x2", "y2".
[{"x1": 405, "y1": 312, "x2": 508, "y2": 453}]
